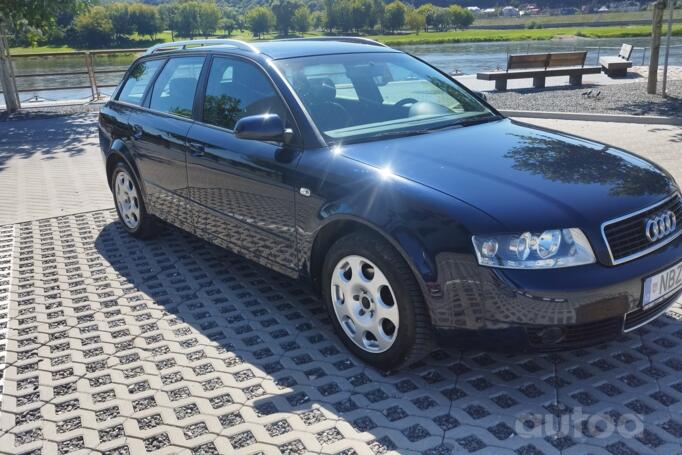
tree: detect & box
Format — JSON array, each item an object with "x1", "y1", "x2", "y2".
[
  {"x1": 367, "y1": 0, "x2": 384, "y2": 32},
  {"x1": 220, "y1": 5, "x2": 238, "y2": 36},
  {"x1": 406, "y1": 9, "x2": 425, "y2": 34},
  {"x1": 107, "y1": 3, "x2": 133, "y2": 39},
  {"x1": 383, "y1": 0, "x2": 407, "y2": 33},
  {"x1": 323, "y1": 0, "x2": 336, "y2": 33},
  {"x1": 349, "y1": 0, "x2": 368, "y2": 33},
  {"x1": 246, "y1": 6, "x2": 274, "y2": 39},
  {"x1": 74, "y1": 5, "x2": 113, "y2": 47},
  {"x1": 175, "y1": 2, "x2": 200, "y2": 38},
  {"x1": 432, "y1": 6, "x2": 452, "y2": 31},
  {"x1": 449, "y1": 5, "x2": 474, "y2": 30},
  {"x1": 416, "y1": 3, "x2": 435, "y2": 32},
  {"x1": 197, "y1": 2, "x2": 220, "y2": 38},
  {"x1": 158, "y1": 3, "x2": 178, "y2": 40},
  {"x1": 311, "y1": 11, "x2": 324, "y2": 31},
  {"x1": 129, "y1": 4, "x2": 161, "y2": 39},
  {"x1": 271, "y1": 0, "x2": 303, "y2": 37},
  {"x1": 291, "y1": 5, "x2": 311, "y2": 34},
  {"x1": 334, "y1": 0, "x2": 354, "y2": 33},
  {"x1": 1, "y1": 0, "x2": 92, "y2": 45}
]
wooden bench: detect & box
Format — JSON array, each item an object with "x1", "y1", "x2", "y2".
[
  {"x1": 477, "y1": 51, "x2": 601, "y2": 91},
  {"x1": 599, "y1": 44, "x2": 633, "y2": 78}
]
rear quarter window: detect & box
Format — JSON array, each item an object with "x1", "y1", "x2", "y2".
[{"x1": 117, "y1": 59, "x2": 164, "y2": 105}]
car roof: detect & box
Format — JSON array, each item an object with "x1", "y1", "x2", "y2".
[{"x1": 168, "y1": 40, "x2": 401, "y2": 60}]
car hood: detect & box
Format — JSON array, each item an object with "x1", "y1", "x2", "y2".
[{"x1": 338, "y1": 119, "x2": 676, "y2": 233}]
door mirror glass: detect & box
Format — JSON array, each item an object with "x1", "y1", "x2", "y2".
[{"x1": 234, "y1": 114, "x2": 285, "y2": 142}]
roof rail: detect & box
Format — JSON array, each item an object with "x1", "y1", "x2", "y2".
[
  {"x1": 144, "y1": 39, "x2": 259, "y2": 55},
  {"x1": 276, "y1": 37, "x2": 387, "y2": 48}
]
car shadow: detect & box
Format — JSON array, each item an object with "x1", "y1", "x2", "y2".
[{"x1": 93, "y1": 217, "x2": 682, "y2": 453}]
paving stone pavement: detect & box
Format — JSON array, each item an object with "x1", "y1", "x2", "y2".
[
  {"x1": 0, "y1": 115, "x2": 681, "y2": 454},
  {"x1": 0, "y1": 113, "x2": 113, "y2": 226}
]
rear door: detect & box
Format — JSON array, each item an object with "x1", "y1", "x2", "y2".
[
  {"x1": 185, "y1": 55, "x2": 301, "y2": 273},
  {"x1": 128, "y1": 55, "x2": 206, "y2": 230}
]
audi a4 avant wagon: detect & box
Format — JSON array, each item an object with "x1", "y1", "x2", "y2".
[{"x1": 99, "y1": 38, "x2": 682, "y2": 369}]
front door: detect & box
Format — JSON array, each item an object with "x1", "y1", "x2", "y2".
[
  {"x1": 186, "y1": 55, "x2": 300, "y2": 273},
  {"x1": 131, "y1": 56, "x2": 205, "y2": 230}
]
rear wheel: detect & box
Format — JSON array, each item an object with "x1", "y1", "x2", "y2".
[
  {"x1": 322, "y1": 232, "x2": 433, "y2": 370},
  {"x1": 111, "y1": 162, "x2": 157, "y2": 239}
]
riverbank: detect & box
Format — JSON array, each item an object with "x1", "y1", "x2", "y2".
[{"x1": 9, "y1": 24, "x2": 682, "y2": 54}]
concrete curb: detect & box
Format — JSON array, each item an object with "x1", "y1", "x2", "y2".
[{"x1": 500, "y1": 109, "x2": 682, "y2": 126}]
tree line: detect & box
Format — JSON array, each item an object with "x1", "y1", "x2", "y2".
[{"x1": 3, "y1": 0, "x2": 475, "y2": 49}]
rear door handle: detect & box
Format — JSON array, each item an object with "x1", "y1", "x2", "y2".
[
  {"x1": 131, "y1": 124, "x2": 143, "y2": 140},
  {"x1": 188, "y1": 142, "x2": 205, "y2": 157}
]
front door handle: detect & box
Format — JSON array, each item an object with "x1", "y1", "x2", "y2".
[
  {"x1": 189, "y1": 142, "x2": 205, "y2": 157},
  {"x1": 131, "y1": 124, "x2": 143, "y2": 140}
]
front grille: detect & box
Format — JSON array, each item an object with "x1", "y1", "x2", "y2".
[
  {"x1": 527, "y1": 317, "x2": 622, "y2": 351},
  {"x1": 624, "y1": 291, "x2": 680, "y2": 331},
  {"x1": 603, "y1": 194, "x2": 682, "y2": 264}
]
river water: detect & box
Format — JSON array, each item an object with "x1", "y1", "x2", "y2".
[{"x1": 4, "y1": 36, "x2": 682, "y2": 103}]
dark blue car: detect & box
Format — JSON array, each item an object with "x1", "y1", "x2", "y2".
[{"x1": 99, "y1": 38, "x2": 682, "y2": 369}]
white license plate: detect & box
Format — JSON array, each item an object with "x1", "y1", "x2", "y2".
[{"x1": 643, "y1": 261, "x2": 682, "y2": 307}]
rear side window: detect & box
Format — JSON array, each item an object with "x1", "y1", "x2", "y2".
[
  {"x1": 202, "y1": 57, "x2": 286, "y2": 130},
  {"x1": 118, "y1": 59, "x2": 163, "y2": 105},
  {"x1": 149, "y1": 57, "x2": 205, "y2": 118}
]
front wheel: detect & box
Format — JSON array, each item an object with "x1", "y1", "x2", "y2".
[
  {"x1": 111, "y1": 161, "x2": 157, "y2": 239},
  {"x1": 322, "y1": 232, "x2": 433, "y2": 370}
]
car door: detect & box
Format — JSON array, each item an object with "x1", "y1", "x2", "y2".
[
  {"x1": 185, "y1": 55, "x2": 301, "y2": 273},
  {"x1": 129, "y1": 55, "x2": 206, "y2": 231}
]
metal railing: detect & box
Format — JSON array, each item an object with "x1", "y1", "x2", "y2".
[{"x1": 6, "y1": 48, "x2": 145, "y2": 102}]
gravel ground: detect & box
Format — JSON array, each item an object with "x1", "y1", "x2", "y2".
[{"x1": 486, "y1": 79, "x2": 682, "y2": 117}]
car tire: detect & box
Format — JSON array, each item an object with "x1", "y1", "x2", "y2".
[
  {"x1": 111, "y1": 161, "x2": 157, "y2": 239},
  {"x1": 322, "y1": 231, "x2": 434, "y2": 370}
]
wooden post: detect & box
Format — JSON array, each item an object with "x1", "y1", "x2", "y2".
[
  {"x1": 648, "y1": 0, "x2": 667, "y2": 95},
  {"x1": 84, "y1": 51, "x2": 99, "y2": 100},
  {"x1": 661, "y1": 0, "x2": 675, "y2": 97},
  {"x1": 0, "y1": 24, "x2": 20, "y2": 112}
]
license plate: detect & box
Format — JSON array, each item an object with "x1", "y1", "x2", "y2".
[{"x1": 643, "y1": 261, "x2": 682, "y2": 308}]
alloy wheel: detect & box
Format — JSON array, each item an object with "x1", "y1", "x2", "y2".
[
  {"x1": 330, "y1": 255, "x2": 400, "y2": 353},
  {"x1": 114, "y1": 169, "x2": 141, "y2": 229}
]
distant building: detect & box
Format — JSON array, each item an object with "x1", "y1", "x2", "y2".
[
  {"x1": 502, "y1": 6, "x2": 520, "y2": 17},
  {"x1": 521, "y1": 3, "x2": 541, "y2": 15},
  {"x1": 597, "y1": 6, "x2": 610, "y2": 13},
  {"x1": 467, "y1": 6, "x2": 481, "y2": 14},
  {"x1": 481, "y1": 8, "x2": 497, "y2": 16},
  {"x1": 608, "y1": 1, "x2": 642, "y2": 12}
]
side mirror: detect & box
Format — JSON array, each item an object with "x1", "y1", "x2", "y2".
[
  {"x1": 474, "y1": 91, "x2": 487, "y2": 102},
  {"x1": 235, "y1": 114, "x2": 289, "y2": 142}
]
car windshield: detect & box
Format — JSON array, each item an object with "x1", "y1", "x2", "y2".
[{"x1": 274, "y1": 52, "x2": 497, "y2": 144}]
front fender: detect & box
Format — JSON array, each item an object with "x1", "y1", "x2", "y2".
[{"x1": 295, "y1": 151, "x2": 504, "y2": 328}]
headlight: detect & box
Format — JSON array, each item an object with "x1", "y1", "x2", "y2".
[{"x1": 472, "y1": 228, "x2": 595, "y2": 269}]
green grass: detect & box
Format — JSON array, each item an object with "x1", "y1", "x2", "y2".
[
  {"x1": 474, "y1": 10, "x2": 662, "y2": 27},
  {"x1": 9, "y1": 24, "x2": 682, "y2": 54}
]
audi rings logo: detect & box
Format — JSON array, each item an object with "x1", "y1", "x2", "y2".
[{"x1": 645, "y1": 211, "x2": 677, "y2": 242}]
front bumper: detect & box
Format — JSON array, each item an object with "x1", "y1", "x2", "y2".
[{"x1": 428, "y1": 231, "x2": 682, "y2": 351}]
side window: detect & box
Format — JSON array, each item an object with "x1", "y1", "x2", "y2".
[
  {"x1": 149, "y1": 57, "x2": 205, "y2": 118},
  {"x1": 203, "y1": 57, "x2": 286, "y2": 130},
  {"x1": 117, "y1": 59, "x2": 163, "y2": 105}
]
